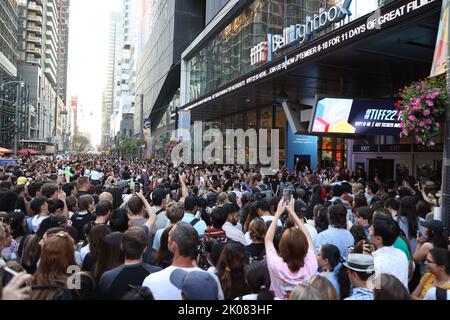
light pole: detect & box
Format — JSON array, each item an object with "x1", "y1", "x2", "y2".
[{"x1": 0, "y1": 81, "x2": 25, "y2": 157}]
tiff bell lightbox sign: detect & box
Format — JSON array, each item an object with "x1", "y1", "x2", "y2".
[
  {"x1": 250, "y1": 0, "x2": 352, "y2": 66},
  {"x1": 309, "y1": 97, "x2": 402, "y2": 136}
]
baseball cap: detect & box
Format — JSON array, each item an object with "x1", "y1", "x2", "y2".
[
  {"x1": 117, "y1": 180, "x2": 129, "y2": 188},
  {"x1": 151, "y1": 188, "x2": 169, "y2": 203},
  {"x1": 420, "y1": 220, "x2": 444, "y2": 234},
  {"x1": 17, "y1": 176, "x2": 27, "y2": 185},
  {"x1": 170, "y1": 269, "x2": 218, "y2": 300},
  {"x1": 206, "y1": 192, "x2": 217, "y2": 207}
]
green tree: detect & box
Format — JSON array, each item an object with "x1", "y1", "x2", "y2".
[
  {"x1": 73, "y1": 135, "x2": 90, "y2": 152},
  {"x1": 120, "y1": 135, "x2": 139, "y2": 157}
]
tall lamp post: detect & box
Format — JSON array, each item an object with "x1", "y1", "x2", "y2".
[{"x1": 0, "y1": 81, "x2": 25, "y2": 157}]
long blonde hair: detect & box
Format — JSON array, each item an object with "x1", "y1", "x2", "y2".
[
  {"x1": 289, "y1": 283, "x2": 325, "y2": 300},
  {"x1": 308, "y1": 275, "x2": 338, "y2": 300}
]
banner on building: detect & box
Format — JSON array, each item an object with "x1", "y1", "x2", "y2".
[
  {"x1": 177, "y1": 110, "x2": 191, "y2": 142},
  {"x1": 309, "y1": 97, "x2": 401, "y2": 136},
  {"x1": 430, "y1": 0, "x2": 449, "y2": 78},
  {"x1": 143, "y1": 128, "x2": 153, "y2": 159}
]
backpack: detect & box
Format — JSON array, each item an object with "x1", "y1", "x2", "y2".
[
  {"x1": 257, "y1": 184, "x2": 273, "y2": 201},
  {"x1": 436, "y1": 287, "x2": 449, "y2": 300}
]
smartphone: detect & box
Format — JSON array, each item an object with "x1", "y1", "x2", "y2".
[{"x1": 283, "y1": 189, "x2": 293, "y2": 204}]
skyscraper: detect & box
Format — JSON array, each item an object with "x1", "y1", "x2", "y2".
[
  {"x1": 0, "y1": 0, "x2": 19, "y2": 78},
  {"x1": 57, "y1": 0, "x2": 70, "y2": 104},
  {"x1": 101, "y1": 12, "x2": 122, "y2": 148}
]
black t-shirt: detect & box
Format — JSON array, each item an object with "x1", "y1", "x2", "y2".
[
  {"x1": 76, "y1": 191, "x2": 89, "y2": 199},
  {"x1": 98, "y1": 263, "x2": 162, "y2": 300},
  {"x1": 82, "y1": 252, "x2": 97, "y2": 274},
  {"x1": 70, "y1": 212, "x2": 96, "y2": 242},
  {"x1": 245, "y1": 243, "x2": 265, "y2": 260},
  {"x1": 224, "y1": 180, "x2": 233, "y2": 191}
]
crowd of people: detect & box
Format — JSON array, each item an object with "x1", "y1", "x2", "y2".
[{"x1": 0, "y1": 154, "x2": 449, "y2": 300}]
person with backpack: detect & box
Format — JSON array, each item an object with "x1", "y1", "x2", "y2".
[{"x1": 180, "y1": 194, "x2": 207, "y2": 237}]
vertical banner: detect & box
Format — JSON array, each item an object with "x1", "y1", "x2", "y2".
[
  {"x1": 430, "y1": 0, "x2": 449, "y2": 77},
  {"x1": 178, "y1": 110, "x2": 191, "y2": 142},
  {"x1": 142, "y1": 118, "x2": 152, "y2": 159}
]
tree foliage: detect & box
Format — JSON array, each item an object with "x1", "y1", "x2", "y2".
[{"x1": 72, "y1": 135, "x2": 90, "y2": 152}]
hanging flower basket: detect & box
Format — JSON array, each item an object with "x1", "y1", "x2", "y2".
[{"x1": 396, "y1": 75, "x2": 448, "y2": 146}]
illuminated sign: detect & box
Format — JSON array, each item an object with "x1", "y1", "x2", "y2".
[
  {"x1": 250, "y1": 0, "x2": 353, "y2": 66},
  {"x1": 309, "y1": 97, "x2": 402, "y2": 136}
]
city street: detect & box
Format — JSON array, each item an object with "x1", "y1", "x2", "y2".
[{"x1": 0, "y1": 0, "x2": 449, "y2": 303}]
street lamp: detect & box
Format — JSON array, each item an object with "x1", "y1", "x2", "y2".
[{"x1": 0, "y1": 81, "x2": 25, "y2": 157}]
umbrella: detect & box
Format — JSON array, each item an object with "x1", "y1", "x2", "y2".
[
  {"x1": 0, "y1": 147, "x2": 13, "y2": 153},
  {"x1": 18, "y1": 148, "x2": 38, "y2": 155}
]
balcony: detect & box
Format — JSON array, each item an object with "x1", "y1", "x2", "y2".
[
  {"x1": 27, "y1": 24, "x2": 42, "y2": 35},
  {"x1": 28, "y1": 14, "x2": 42, "y2": 24},
  {"x1": 45, "y1": 48, "x2": 57, "y2": 66},
  {"x1": 26, "y1": 46, "x2": 41, "y2": 56},
  {"x1": 27, "y1": 36, "x2": 42, "y2": 46},
  {"x1": 26, "y1": 54, "x2": 40, "y2": 65},
  {"x1": 28, "y1": 3, "x2": 43, "y2": 15},
  {"x1": 45, "y1": 39, "x2": 57, "y2": 55},
  {"x1": 45, "y1": 31, "x2": 54, "y2": 43}
]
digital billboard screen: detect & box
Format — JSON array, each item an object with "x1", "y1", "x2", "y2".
[{"x1": 309, "y1": 97, "x2": 402, "y2": 136}]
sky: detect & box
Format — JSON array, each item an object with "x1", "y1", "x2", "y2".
[{"x1": 67, "y1": 0, "x2": 122, "y2": 148}]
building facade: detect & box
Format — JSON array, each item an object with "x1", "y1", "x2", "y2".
[
  {"x1": 0, "y1": 0, "x2": 19, "y2": 149},
  {"x1": 102, "y1": 12, "x2": 122, "y2": 149},
  {"x1": 134, "y1": 0, "x2": 205, "y2": 156},
  {"x1": 12, "y1": 0, "x2": 70, "y2": 153},
  {"x1": 56, "y1": 0, "x2": 69, "y2": 104},
  {"x1": 179, "y1": 0, "x2": 443, "y2": 180},
  {"x1": 110, "y1": 0, "x2": 138, "y2": 147}
]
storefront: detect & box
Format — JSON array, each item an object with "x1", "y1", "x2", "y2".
[
  {"x1": 352, "y1": 143, "x2": 443, "y2": 182},
  {"x1": 179, "y1": 0, "x2": 443, "y2": 174}
]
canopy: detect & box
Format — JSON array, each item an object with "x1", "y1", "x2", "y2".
[
  {"x1": 18, "y1": 148, "x2": 38, "y2": 155},
  {"x1": 0, "y1": 147, "x2": 13, "y2": 153}
]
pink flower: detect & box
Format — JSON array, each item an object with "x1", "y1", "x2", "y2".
[
  {"x1": 402, "y1": 129, "x2": 408, "y2": 136},
  {"x1": 416, "y1": 137, "x2": 423, "y2": 143},
  {"x1": 436, "y1": 123, "x2": 441, "y2": 128},
  {"x1": 426, "y1": 100, "x2": 434, "y2": 107},
  {"x1": 429, "y1": 140, "x2": 436, "y2": 146},
  {"x1": 408, "y1": 115, "x2": 416, "y2": 121},
  {"x1": 413, "y1": 104, "x2": 421, "y2": 110},
  {"x1": 423, "y1": 109, "x2": 431, "y2": 116},
  {"x1": 425, "y1": 119, "x2": 432, "y2": 125},
  {"x1": 431, "y1": 91, "x2": 440, "y2": 99},
  {"x1": 419, "y1": 122, "x2": 425, "y2": 127}
]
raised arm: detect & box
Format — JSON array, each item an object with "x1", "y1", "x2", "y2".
[
  {"x1": 286, "y1": 197, "x2": 314, "y2": 252},
  {"x1": 179, "y1": 173, "x2": 189, "y2": 201}
]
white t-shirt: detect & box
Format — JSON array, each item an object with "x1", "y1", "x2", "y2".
[
  {"x1": 90, "y1": 170, "x2": 103, "y2": 181},
  {"x1": 142, "y1": 265, "x2": 205, "y2": 300},
  {"x1": 372, "y1": 246, "x2": 409, "y2": 289}
]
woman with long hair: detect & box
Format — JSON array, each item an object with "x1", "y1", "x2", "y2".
[
  {"x1": 216, "y1": 242, "x2": 251, "y2": 300},
  {"x1": 316, "y1": 244, "x2": 351, "y2": 299},
  {"x1": 396, "y1": 196, "x2": 419, "y2": 252},
  {"x1": 150, "y1": 224, "x2": 174, "y2": 269},
  {"x1": 413, "y1": 220, "x2": 448, "y2": 271},
  {"x1": 82, "y1": 224, "x2": 111, "y2": 274},
  {"x1": 265, "y1": 198, "x2": 318, "y2": 300},
  {"x1": 94, "y1": 232, "x2": 125, "y2": 282},
  {"x1": 31, "y1": 231, "x2": 76, "y2": 300}
]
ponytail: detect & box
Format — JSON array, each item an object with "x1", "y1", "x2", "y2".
[{"x1": 257, "y1": 285, "x2": 275, "y2": 300}]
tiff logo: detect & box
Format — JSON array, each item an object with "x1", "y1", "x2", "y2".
[
  {"x1": 171, "y1": 121, "x2": 279, "y2": 175},
  {"x1": 250, "y1": 41, "x2": 269, "y2": 66}
]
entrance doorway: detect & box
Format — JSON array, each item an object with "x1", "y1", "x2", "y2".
[
  {"x1": 369, "y1": 159, "x2": 394, "y2": 181},
  {"x1": 294, "y1": 154, "x2": 311, "y2": 172}
]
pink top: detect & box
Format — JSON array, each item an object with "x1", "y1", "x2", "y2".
[{"x1": 266, "y1": 246, "x2": 318, "y2": 299}]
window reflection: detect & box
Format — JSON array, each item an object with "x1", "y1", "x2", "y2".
[{"x1": 187, "y1": 0, "x2": 397, "y2": 103}]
